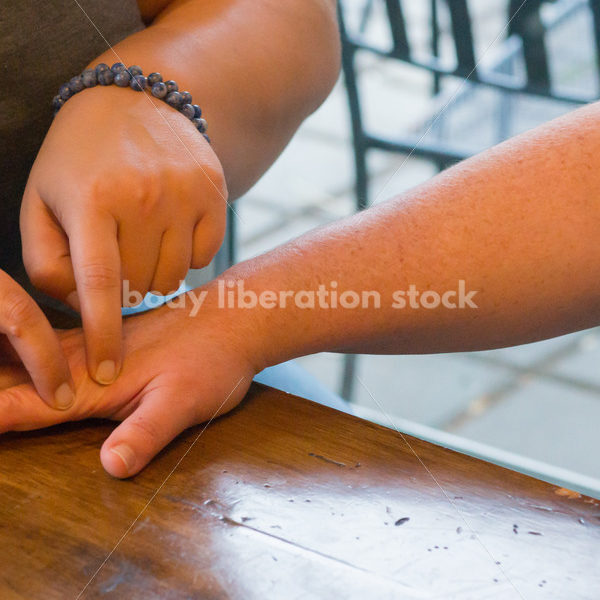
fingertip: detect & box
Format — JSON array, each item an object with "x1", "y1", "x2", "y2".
[
  {"x1": 94, "y1": 359, "x2": 119, "y2": 385},
  {"x1": 150, "y1": 280, "x2": 183, "y2": 298},
  {"x1": 53, "y1": 382, "x2": 75, "y2": 411},
  {"x1": 101, "y1": 443, "x2": 137, "y2": 478},
  {"x1": 100, "y1": 385, "x2": 196, "y2": 480}
]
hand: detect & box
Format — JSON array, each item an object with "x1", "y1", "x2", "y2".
[
  {"x1": 0, "y1": 270, "x2": 74, "y2": 409},
  {"x1": 20, "y1": 85, "x2": 228, "y2": 385},
  {"x1": 0, "y1": 293, "x2": 257, "y2": 478}
]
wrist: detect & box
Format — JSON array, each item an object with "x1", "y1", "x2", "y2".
[
  {"x1": 198, "y1": 261, "x2": 325, "y2": 373},
  {"x1": 52, "y1": 81, "x2": 177, "y2": 135},
  {"x1": 187, "y1": 276, "x2": 275, "y2": 375},
  {"x1": 49, "y1": 79, "x2": 224, "y2": 187},
  {"x1": 54, "y1": 62, "x2": 210, "y2": 141}
]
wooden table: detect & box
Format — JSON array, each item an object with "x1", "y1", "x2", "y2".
[{"x1": 1, "y1": 383, "x2": 598, "y2": 599}]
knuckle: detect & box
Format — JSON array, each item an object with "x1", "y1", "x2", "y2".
[
  {"x1": 190, "y1": 255, "x2": 210, "y2": 270},
  {"x1": 154, "y1": 271, "x2": 187, "y2": 296},
  {"x1": 127, "y1": 416, "x2": 161, "y2": 445},
  {"x1": 209, "y1": 225, "x2": 226, "y2": 256},
  {"x1": 87, "y1": 172, "x2": 160, "y2": 216},
  {"x1": 199, "y1": 162, "x2": 227, "y2": 198},
  {"x1": 90, "y1": 327, "x2": 120, "y2": 347},
  {"x1": 188, "y1": 163, "x2": 227, "y2": 205},
  {"x1": 167, "y1": 274, "x2": 186, "y2": 293},
  {"x1": 120, "y1": 174, "x2": 161, "y2": 218},
  {"x1": 79, "y1": 262, "x2": 120, "y2": 291},
  {"x1": 81, "y1": 178, "x2": 110, "y2": 211},
  {"x1": 26, "y1": 259, "x2": 60, "y2": 291},
  {"x1": 192, "y1": 235, "x2": 223, "y2": 270},
  {"x1": 0, "y1": 390, "x2": 20, "y2": 432},
  {"x1": 166, "y1": 281, "x2": 183, "y2": 295},
  {"x1": 150, "y1": 281, "x2": 173, "y2": 296},
  {"x1": 135, "y1": 190, "x2": 161, "y2": 218},
  {"x1": 1, "y1": 291, "x2": 38, "y2": 332}
]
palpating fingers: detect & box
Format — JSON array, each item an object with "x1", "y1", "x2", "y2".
[{"x1": 0, "y1": 270, "x2": 74, "y2": 409}]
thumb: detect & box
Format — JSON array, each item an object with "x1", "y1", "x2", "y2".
[{"x1": 100, "y1": 381, "x2": 200, "y2": 478}]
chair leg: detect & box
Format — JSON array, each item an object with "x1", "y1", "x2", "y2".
[
  {"x1": 359, "y1": 0, "x2": 375, "y2": 33},
  {"x1": 589, "y1": 0, "x2": 600, "y2": 77},
  {"x1": 431, "y1": 0, "x2": 441, "y2": 96},
  {"x1": 213, "y1": 203, "x2": 237, "y2": 276},
  {"x1": 496, "y1": 90, "x2": 514, "y2": 142},
  {"x1": 226, "y1": 203, "x2": 237, "y2": 267},
  {"x1": 340, "y1": 353, "x2": 358, "y2": 402},
  {"x1": 338, "y1": 2, "x2": 369, "y2": 399},
  {"x1": 342, "y1": 139, "x2": 367, "y2": 400},
  {"x1": 430, "y1": 0, "x2": 447, "y2": 173},
  {"x1": 355, "y1": 143, "x2": 369, "y2": 211}
]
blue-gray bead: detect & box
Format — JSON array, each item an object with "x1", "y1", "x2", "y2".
[
  {"x1": 97, "y1": 69, "x2": 114, "y2": 85},
  {"x1": 180, "y1": 91, "x2": 192, "y2": 105},
  {"x1": 202, "y1": 133, "x2": 211, "y2": 143},
  {"x1": 95, "y1": 63, "x2": 110, "y2": 75},
  {"x1": 52, "y1": 95, "x2": 66, "y2": 112},
  {"x1": 166, "y1": 91, "x2": 183, "y2": 108},
  {"x1": 111, "y1": 62, "x2": 126, "y2": 74},
  {"x1": 180, "y1": 103, "x2": 195, "y2": 119},
  {"x1": 148, "y1": 72, "x2": 163, "y2": 85},
  {"x1": 68, "y1": 75, "x2": 84, "y2": 94},
  {"x1": 128, "y1": 65, "x2": 143, "y2": 76},
  {"x1": 165, "y1": 80, "x2": 178, "y2": 93},
  {"x1": 151, "y1": 82, "x2": 168, "y2": 99},
  {"x1": 58, "y1": 83, "x2": 73, "y2": 100},
  {"x1": 192, "y1": 104, "x2": 202, "y2": 119},
  {"x1": 193, "y1": 117, "x2": 207, "y2": 133},
  {"x1": 81, "y1": 69, "x2": 98, "y2": 87},
  {"x1": 114, "y1": 71, "x2": 132, "y2": 87},
  {"x1": 130, "y1": 75, "x2": 148, "y2": 91}
]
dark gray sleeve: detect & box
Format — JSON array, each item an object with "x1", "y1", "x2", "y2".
[{"x1": 0, "y1": 0, "x2": 144, "y2": 280}]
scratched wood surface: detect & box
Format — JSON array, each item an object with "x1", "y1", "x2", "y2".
[{"x1": 0, "y1": 383, "x2": 599, "y2": 599}]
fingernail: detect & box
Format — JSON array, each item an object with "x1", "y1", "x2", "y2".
[
  {"x1": 95, "y1": 360, "x2": 117, "y2": 385},
  {"x1": 110, "y1": 444, "x2": 136, "y2": 473},
  {"x1": 66, "y1": 291, "x2": 80, "y2": 312},
  {"x1": 54, "y1": 382, "x2": 75, "y2": 410}
]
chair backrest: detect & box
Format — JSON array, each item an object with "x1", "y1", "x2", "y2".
[
  {"x1": 380, "y1": 0, "x2": 477, "y2": 74},
  {"x1": 340, "y1": 0, "x2": 599, "y2": 100}
]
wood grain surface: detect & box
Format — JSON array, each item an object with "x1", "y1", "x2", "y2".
[{"x1": 1, "y1": 383, "x2": 598, "y2": 599}]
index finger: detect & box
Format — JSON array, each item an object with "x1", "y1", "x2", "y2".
[
  {"x1": 67, "y1": 213, "x2": 122, "y2": 385},
  {"x1": 0, "y1": 270, "x2": 75, "y2": 409}
]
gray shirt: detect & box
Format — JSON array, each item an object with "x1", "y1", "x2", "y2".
[{"x1": 0, "y1": 0, "x2": 144, "y2": 280}]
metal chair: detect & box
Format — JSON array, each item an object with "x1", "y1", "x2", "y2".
[
  {"x1": 338, "y1": 0, "x2": 600, "y2": 400},
  {"x1": 213, "y1": 203, "x2": 237, "y2": 275}
]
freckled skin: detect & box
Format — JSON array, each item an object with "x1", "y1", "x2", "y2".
[{"x1": 220, "y1": 101, "x2": 600, "y2": 365}]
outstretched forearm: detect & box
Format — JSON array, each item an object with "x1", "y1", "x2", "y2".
[
  {"x1": 209, "y1": 101, "x2": 600, "y2": 370},
  {"x1": 92, "y1": 0, "x2": 340, "y2": 199}
]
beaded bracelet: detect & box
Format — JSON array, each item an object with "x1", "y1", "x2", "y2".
[{"x1": 52, "y1": 63, "x2": 210, "y2": 143}]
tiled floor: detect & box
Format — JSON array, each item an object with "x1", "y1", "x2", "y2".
[{"x1": 234, "y1": 1, "x2": 600, "y2": 486}]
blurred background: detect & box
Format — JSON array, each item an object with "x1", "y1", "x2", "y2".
[{"x1": 230, "y1": 0, "x2": 600, "y2": 493}]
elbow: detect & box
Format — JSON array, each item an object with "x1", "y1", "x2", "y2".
[
  {"x1": 265, "y1": 0, "x2": 341, "y2": 121},
  {"x1": 297, "y1": 0, "x2": 341, "y2": 115}
]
